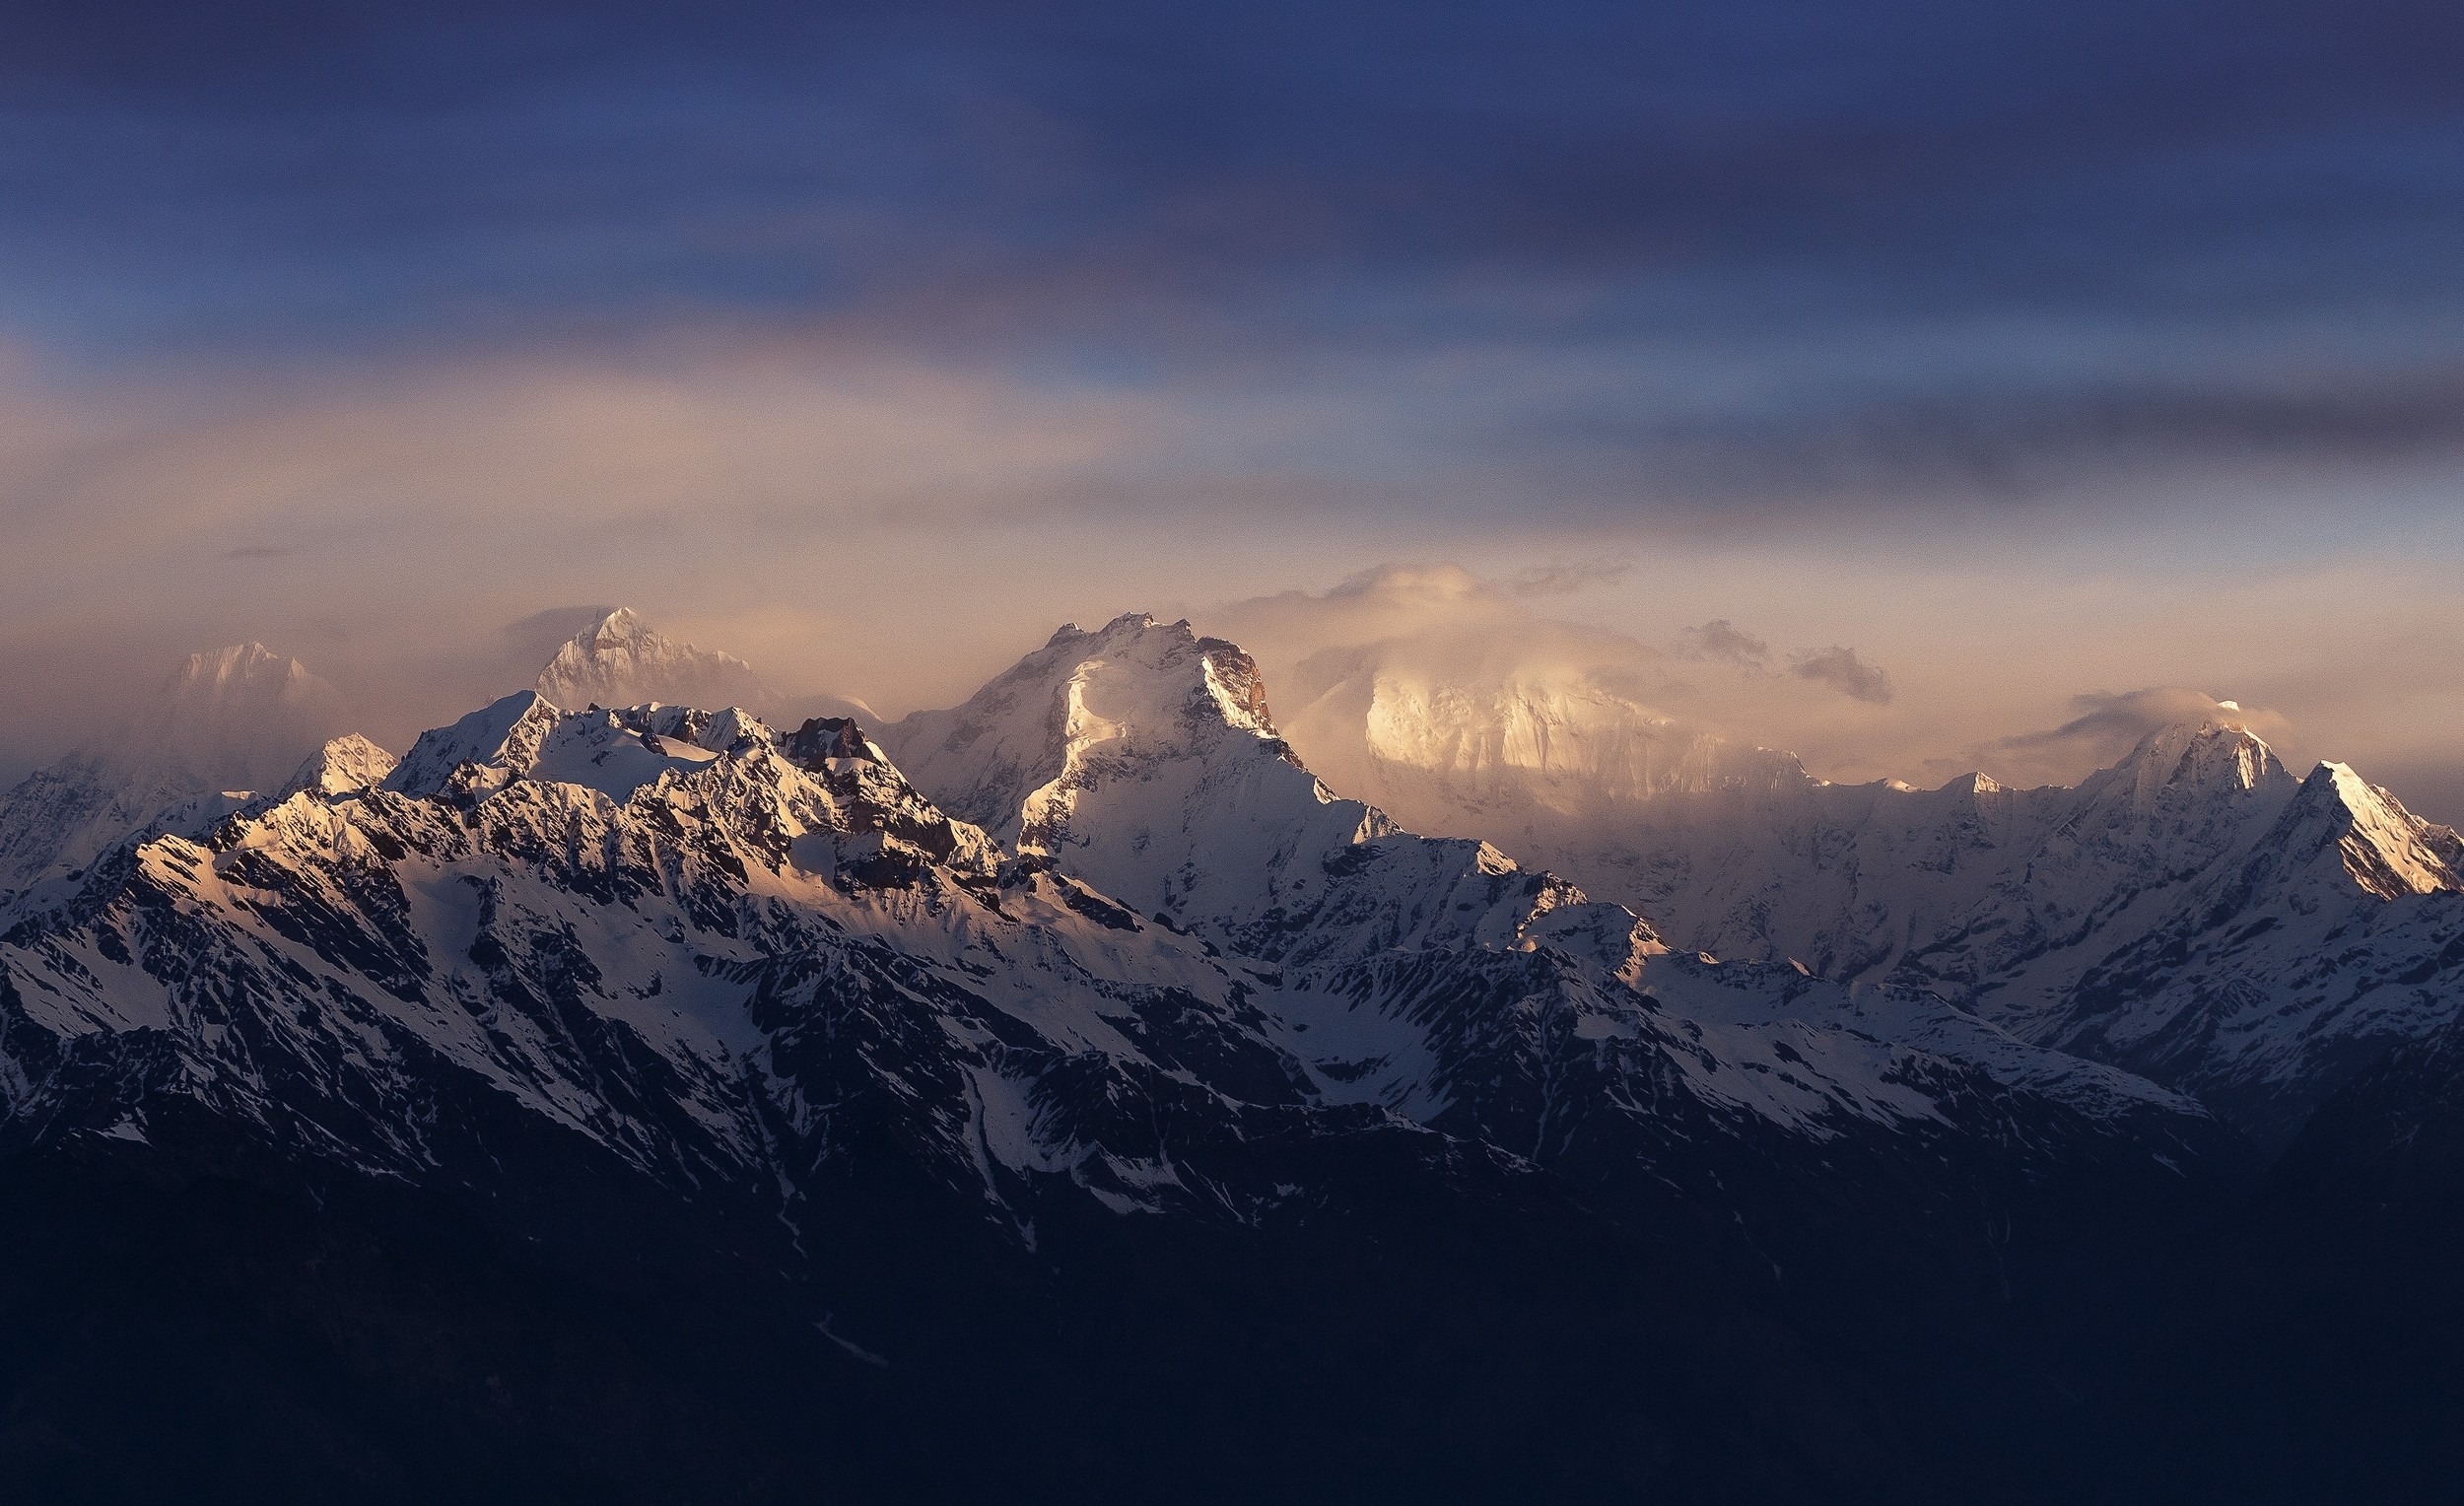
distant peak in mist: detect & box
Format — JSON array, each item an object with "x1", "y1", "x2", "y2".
[
  {"x1": 131, "y1": 641, "x2": 350, "y2": 791},
  {"x1": 533, "y1": 606, "x2": 768, "y2": 714}
]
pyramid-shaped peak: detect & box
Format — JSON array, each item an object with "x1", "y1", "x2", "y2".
[
  {"x1": 534, "y1": 607, "x2": 766, "y2": 713},
  {"x1": 284, "y1": 732, "x2": 399, "y2": 798},
  {"x1": 584, "y1": 606, "x2": 648, "y2": 642},
  {"x1": 388, "y1": 691, "x2": 561, "y2": 797},
  {"x1": 2287, "y1": 760, "x2": 2464, "y2": 899},
  {"x1": 1020, "y1": 615, "x2": 1260, "y2": 719},
  {"x1": 2115, "y1": 719, "x2": 2290, "y2": 803},
  {"x1": 1053, "y1": 614, "x2": 1272, "y2": 734},
  {"x1": 880, "y1": 612, "x2": 1294, "y2": 846}
]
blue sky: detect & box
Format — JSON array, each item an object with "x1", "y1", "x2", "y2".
[{"x1": 4, "y1": 1, "x2": 2461, "y2": 810}]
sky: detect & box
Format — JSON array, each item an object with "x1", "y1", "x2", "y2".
[{"x1": 4, "y1": 1, "x2": 2462, "y2": 815}]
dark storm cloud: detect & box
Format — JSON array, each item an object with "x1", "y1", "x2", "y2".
[
  {"x1": 1505, "y1": 365, "x2": 2464, "y2": 504},
  {"x1": 1, "y1": 0, "x2": 2461, "y2": 530},
  {"x1": 3, "y1": 5, "x2": 2459, "y2": 824},
  {"x1": 7, "y1": 2, "x2": 2462, "y2": 348}
]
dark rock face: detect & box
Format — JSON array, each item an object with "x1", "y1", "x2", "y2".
[{"x1": 2137, "y1": 1019, "x2": 2464, "y2": 1504}]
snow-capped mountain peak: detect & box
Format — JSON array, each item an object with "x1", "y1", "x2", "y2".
[
  {"x1": 882, "y1": 613, "x2": 1380, "y2": 928},
  {"x1": 166, "y1": 641, "x2": 308, "y2": 696},
  {"x1": 2104, "y1": 719, "x2": 2293, "y2": 812},
  {"x1": 1266, "y1": 635, "x2": 1827, "y2": 835},
  {"x1": 2279, "y1": 760, "x2": 2463, "y2": 900},
  {"x1": 138, "y1": 642, "x2": 352, "y2": 791},
  {"x1": 2, "y1": 609, "x2": 2280, "y2": 1504},
  {"x1": 1252, "y1": 650, "x2": 2464, "y2": 1145},
  {"x1": 283, "y1": 733, "x2": 399, "y2": 798},
  {"x1": 386, "y1": 690, "x2": 564, "y2": 798},
  {"x1": 533, "y1": 607, "x2": 770, "y2": 714},
  {"x1": 883, "y1": 613, "x2": 1302, "y2": 842},
  {"x1": 6, "y1": 616, "x2": 2236, "y2": 1250}
]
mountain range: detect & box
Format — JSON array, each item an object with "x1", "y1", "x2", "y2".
[
  {"x1": 1270, "y1": 650, "x2": 2464, "y2": 1148},
  {"x1": 1, "y1": 607, "x2": 2458, "y2": 1503}
]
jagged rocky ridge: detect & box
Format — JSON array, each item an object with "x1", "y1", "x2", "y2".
[
  {"x1": 1287, "y1": 661, "x2": 2464, "y2": 1147},
  {"x1": 5, "y1": 620, "x2": 2223, "y2": 1243}
]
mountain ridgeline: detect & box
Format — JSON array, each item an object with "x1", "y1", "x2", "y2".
[{"x1": 1, "y1": 609, "x2": 2459, "y2": 1503}]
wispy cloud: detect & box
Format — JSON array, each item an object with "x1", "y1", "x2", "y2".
[
  {"x1": 1509, "y1": 560, "x2": 1632, "y2": 597},
  {"x1": 1789, "y1": 646, "x2": 1895, "y2": 705},
  {"x1": 1678, "y1": 619, "x2": 1770, "y2": 669}
]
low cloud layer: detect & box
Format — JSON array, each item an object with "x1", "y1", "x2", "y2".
[{"x1": 0, "y1": 337, "x2": 2456, "y2": 832}]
